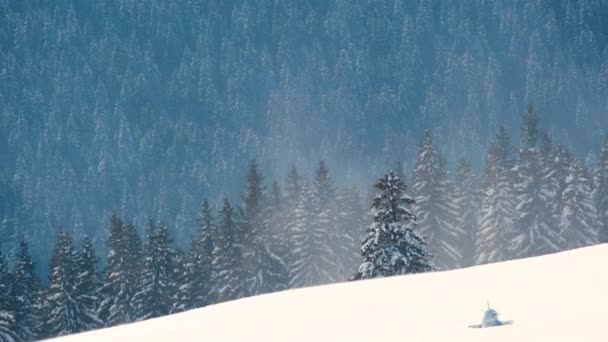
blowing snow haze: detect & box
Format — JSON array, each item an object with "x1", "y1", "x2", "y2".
[{"x1": 0, "y1": 1, "x2": 607, "y2": 340}]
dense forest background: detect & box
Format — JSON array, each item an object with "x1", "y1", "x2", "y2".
[{"x1": 1, "y1": 0, "x2": 608, "y2": 275}]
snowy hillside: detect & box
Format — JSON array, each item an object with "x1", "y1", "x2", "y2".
[{"x1": 52, "y1": 245, "x2": 608, "y2": 342}]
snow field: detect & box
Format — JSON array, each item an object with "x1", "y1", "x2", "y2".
[{"x1": 52, "y1": 244, "x2": 608, "y2": 342}]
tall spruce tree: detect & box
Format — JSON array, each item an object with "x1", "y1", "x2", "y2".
[
  {"x1": 263, "y1": 180, "x2": 291, "y2": 289},
  {"x1": 170, "y1": 249, "x2": 189, "y2": 314},
  {"x1": 12, "y1": 238, "x2": 40, "y2": 341},
  {"x1": 75, "y1": 237, "x2": 102, "y2": 331},
  {"x1": 240, "y1": 160, "x2": 288, "y2": 296},
  {"x1": 353, "y1": 172, "x2": 433, "y2": 280},
  {"x1": 560, "y1": 158, "x2": 599, "y2": 249},
  {"x1": 597, "y1": 141, "x2": 608, "y2": 243},
  {"x1": 476, "y1": 127, "x2": 517, "y2": 264},
  {"x1": 212, "y1": 199, "x2": 244, "y2": 302},
  {"x1": 452, "y1": 159, "x2": 482, "y2": 266},
  {"x1": 240, "y1": 160, "x2": 264, "y2": 295},
  {"x1": 265, "y1": 181, "x2": 286, "y2": 245},
  {"x1": 283, "y1": 165, "x2": 303, "y2": 283},
  {"x1": 36, "y1": 291, "x2": 52, "y2": 340},
  {"x1": 412, "y1": 131, "x2": 462, "y2": 270},
  {"x1": 98, "y1": 215, "x2": 142, "y2": 326},
  {"x1": 132, "y1": 223, "x2": 175, "y2": 320},
  {"x1": 538, "y1": 133, "x2": 563, "y2": 247},
  {"x1": 545, "y1": 144, "x2": 572, "y2": 235},
  {"x1": 288, "y1": 183, "x2": 318, "y2": 288},
  {"x1": 513, "y1": 106, "x2": 561, "y2": 258},
  {"x1": 0, "y1": 248, "x2": 16, "y2": 342},
  {"x1": 46, "y1": 229, "x2": 83, "y2": 337},
  {"x1": 310, "y1": 161, "x2": 339, "y2": 282},
  {"x1": 189, "y1": 199, "x2": 215, "y2": 308},
  {"x1": 335, "y1": 185, "x2": 366, "y2": 279}
]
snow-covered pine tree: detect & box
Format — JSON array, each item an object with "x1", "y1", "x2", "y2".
[
  {"x1": 513, "y1": 105, "x2": 562, "y2": 258},
  {"x1": 189, "y1": 199, "x2": 215, "y2": 308},
  {"x1": 353, "y1": 171, "x2": 433, "y2": 280},
  {"x1": 262, "y1": 180, "x2": 291, "y2": 291},
  {"x1": 283, "y1": 164, "x2": 303, "y2": 284},
  {"x1": 74, "y1": 237, "x2": 102, "y2": 332},
  {"x1": 212, "y1": 199, "x2": 245, "y2": 302},
  {"x1": 125, "y1": 221, "x2": 144, "y2": 266},
  {"x1": 132, "y1": 223, "x2": 175, "y2": 320},
  {"x1": 98, "y1": 215, "x2": 142, "y2": 326},
  {"x1": 240, "y1": 159, "x2": 264, "y2": 295},
  {"x1": 538, "y1": 133, "x2": 563, "y2": 248},
  {"x1": 412, "y1": 131, "x2": 462, "y2": 270},
  {"x1": 476, "y1": 127, "x2": 517, "y2": 264},
  {"x1": 288, "y1": 183, "x2": 318, "y2": 288},
  {"x1": 597, "y1": 141, "x2": 608, "y2": 243},
  {"x1": 170, "y1": 249, "x2": 189, "y2": 314},
  {"x1": 544, "y1": 143, "x2": 572, "y2": 240},
  {"x1": 265, "y1": 181, "x2": 285, "y2": 236},
  {"x1": 12, "y1": 238, "x2": 41, "y2": 340},
  {"x1": 560, "y1": 158, "x2": 599, "y2": 249},
  {"x1": 0, "y1": 248, "x2": 16, "y2": 342},
  {"x1": 36, "y1": 291, "x2": 52, "y2": 341},
  {"x1": 334, "y1": 185, "x2": 366, "y2": 280},
  {"x1": 240, "y1": 160, "x2": 288, "y2": 296},
  {"x1": 310, "y1": 161, "x2": 339, "y2": 282},
  {"x1": 452, "y1": 159, "x2": 482, "y2": 267},
  {"x1": 47, "y1": 229, "x2": 85, "y2": 337}
]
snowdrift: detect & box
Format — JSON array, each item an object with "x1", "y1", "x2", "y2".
[{"x1": 52, "y1": 244, "x2": 608, "y2": 341}]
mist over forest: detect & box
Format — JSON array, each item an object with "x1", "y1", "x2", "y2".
[
  {"x1": 1, "y1": 0, "x2": 608, "y2": 340},
  {"x1": 1, "y1": 0, "x2": 608, "y2": 278}
]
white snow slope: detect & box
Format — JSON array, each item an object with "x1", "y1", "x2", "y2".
[{"x1": 53, "y1": 244, "x2": 608, "y2": 342}]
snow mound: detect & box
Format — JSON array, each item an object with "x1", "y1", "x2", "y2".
[{"x1": 51, "y1": 244, "x2": 608, "y2": 341}]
